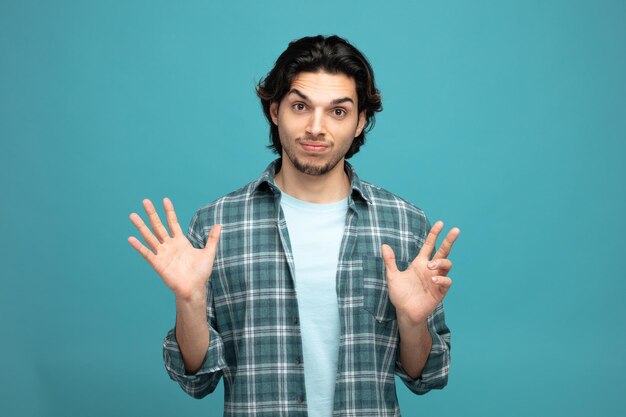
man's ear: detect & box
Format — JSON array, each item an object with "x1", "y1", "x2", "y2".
[
  {"x1": 355, "y1": 111, "x2": 366, "y2": 137},
  {"x1": 270, "y1": 102, "x2": 279, "y2": 126}
]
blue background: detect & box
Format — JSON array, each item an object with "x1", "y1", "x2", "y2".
[{"x1": 2, "y1": 0, "x2": 625, "y2": 416}]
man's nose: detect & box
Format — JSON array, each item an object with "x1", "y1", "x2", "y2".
[{"x1": 306, "y1": 109, "x2": 326, "y2": 137}]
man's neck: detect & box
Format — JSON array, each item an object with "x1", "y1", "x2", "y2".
[{"x1": 274, "y1": 158, "x2": 351, "y2": 204}]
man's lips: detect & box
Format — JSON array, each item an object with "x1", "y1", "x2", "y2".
[{"x1": 299, "y1": 141, "x2": 329, "y2": 152}]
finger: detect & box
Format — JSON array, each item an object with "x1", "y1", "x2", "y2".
[
  {"x1": 128, "y1": 236, "x2": 157, "y2": 266},
  {"x1": 381, "y1": 244, "x2": 399, "y2": 274},
  {"x1": 431, "y1": 275, "x2": 452, "y2": 290},
  {"x1": 427, "y1": 258, "x2": 452, "y2": 274},
  {"x1": 143, "y1": 199, "x2": 170, "y2": 242},
  {"x1": 163, "y1": 197, "x2": 184, "y2": 237},
  {"x1": 418, "y1": 221, "x2": 444, "y2": 259},
  {"x1": 433, "y1": 227, "x2": 461, "y2": 260},
  {"x1": 129, "y1": 212, "x2": 161, "y2": 252},
  {"x1": 203, "y1": 224, "x2": 222, "y2": 259}
]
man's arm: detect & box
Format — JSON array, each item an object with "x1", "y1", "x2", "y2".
[
  {"x1": 175, "y1": 291, "x2": 210, "y2": 374},
  {"x1": 163, "y1": 285, "x2": 227, "y2": 398},
  {"x1": 382, "y1": 221, "x2": 459, "y2": 383},
  {"x1": 128, "y1": 198, "x2": 221, "y2": 385},
  {"x1": 397, "y1": 315, "x2": 432, "y2": 379},
  {"x1": 395, "y1": 302, "x2": 451, "y2": 394}
]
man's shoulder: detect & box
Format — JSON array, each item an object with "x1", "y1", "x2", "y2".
[
  {"x1": 185, "y1": 179, "x2": 268, "y2": 246},
  {"x1": 192, "y1": 179, "x2": 264, "y2": 221},
  {"x1": 192, "y1": 160, "x2": 279, "y2": 223},
  {"x1": 358, "y1": 179, "x2": 431, "y2": 242},
  {"x1": 359, "y1": 179, "x2": 427, "y2": 219}
]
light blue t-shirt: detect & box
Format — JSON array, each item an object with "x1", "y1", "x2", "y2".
[{"x1": 280, "y1": 190, "x2": 348, "y2": 417}]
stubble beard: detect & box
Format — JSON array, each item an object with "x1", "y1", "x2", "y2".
[{"x1": 283, "y1": 136, "x2": 347, "y2": 176}]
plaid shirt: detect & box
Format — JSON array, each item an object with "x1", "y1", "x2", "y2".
[{"x1": 163, "y1": 159, "x2": 451, "y2": 416}]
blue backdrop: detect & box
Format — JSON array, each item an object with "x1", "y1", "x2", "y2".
[{"x1": 2, "y1": 1, "x2": 625, "y2": 416}]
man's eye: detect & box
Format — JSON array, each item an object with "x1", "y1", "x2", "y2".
[
  {"x1": 293, "y1": 103, "x2": 306, "y2": 111},
  {"x1": 333, "y1": 108, "x2": 347, "y2": 117}
]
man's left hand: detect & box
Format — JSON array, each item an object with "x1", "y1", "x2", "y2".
[{"x1": 382, "y1": 221, "x2": 460, "y2": 325}]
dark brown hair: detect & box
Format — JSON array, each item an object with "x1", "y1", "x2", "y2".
[{"x1": 256, "y1": 35, "x2": 383, "y2": 159}]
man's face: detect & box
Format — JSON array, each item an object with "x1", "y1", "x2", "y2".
[{"x1": 270, "y1": 71, "x2": 366, "y2": 176}]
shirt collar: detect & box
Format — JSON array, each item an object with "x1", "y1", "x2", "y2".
[{"x1": 253, "y1": 158, "x2": 372, "y2": 205}]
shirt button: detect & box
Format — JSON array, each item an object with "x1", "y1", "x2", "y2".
[
  {"x1": 295, "y1": 356, "x2": 301, "y2": 365},
  {"x1": 296, "y1": 395, "x2": 305, "y2": 404},
  {"x1": 293, "y1": 317, "x2": 299, "y2": 325}
]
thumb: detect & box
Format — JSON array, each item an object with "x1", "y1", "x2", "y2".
[
  {"x1": 204, "y1": 224, "x2": 222, "y2": 259},
  {"x1": 381, "y1": 244, "x2": 399, "y2": 274}
]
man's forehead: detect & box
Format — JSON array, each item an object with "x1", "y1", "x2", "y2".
[{"x1": 288, "y1": 71, "x2": 357, "y2": 101}]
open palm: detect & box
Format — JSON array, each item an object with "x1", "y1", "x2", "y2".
[
  {"x1": 382, "y1": 221, "x2": 459, "y2": 324},
  {"x1": 128, "y1": 198, "x2": 221, "y2": 300}
]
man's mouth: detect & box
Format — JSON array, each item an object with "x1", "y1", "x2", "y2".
[{"x1": 299, "y1": 141, "x2": 329, "y2": 152}]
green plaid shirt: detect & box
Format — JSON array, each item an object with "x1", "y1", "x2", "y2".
[{"x1": 163, "y1": 159, "x2": 451, "y2": 416}]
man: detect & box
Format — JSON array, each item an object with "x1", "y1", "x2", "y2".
[{"x1": 128, "y1": 35, "x2": 459, "y2": 416}]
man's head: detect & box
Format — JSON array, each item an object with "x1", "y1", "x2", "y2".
[{"x1": 257, "y1": 35, "x2": 382, "y2": 171}]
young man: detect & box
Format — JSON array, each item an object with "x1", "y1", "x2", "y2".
[{"x1": 129, "y1": 35, "x2": 459, "y2": 416}]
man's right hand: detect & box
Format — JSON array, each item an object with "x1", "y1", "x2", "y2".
[{"x1": 128, "y1": 198, "x2": 221, "y2": 301}]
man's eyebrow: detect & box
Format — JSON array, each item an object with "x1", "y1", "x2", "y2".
[
  {"x1": 331, "y1": 97, "x2": 354, "y2": 105},
  {"x1": 287, "y1": 89, "x2": 309, "y2": 101},
  {"x1": 287, "y1": 88, "x2": 355, "y2": 106}
]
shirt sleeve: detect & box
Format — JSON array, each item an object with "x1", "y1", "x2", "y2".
[
  {"x1": 395, "y1": 301, "x2": 451, "y2": 394},
  {"x1": 161, "y1": 210, "x2": 228, "y2": 398}
]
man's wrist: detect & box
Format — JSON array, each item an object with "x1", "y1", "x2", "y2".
[
  {"x1": 396, "y1": 310, "x2": 429, "y2": 329},
  {"x1": 175, "y1": 286, "x2": 207, "y2": 305}
]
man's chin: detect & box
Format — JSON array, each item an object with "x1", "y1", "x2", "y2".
[
  {"x1": 290, "y1": 154, "x2": 339, "y2": 176},
  {"x1": 294, "y1": 161, "x2": 331, "y2": 176}
]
